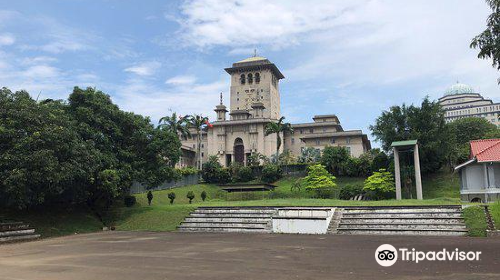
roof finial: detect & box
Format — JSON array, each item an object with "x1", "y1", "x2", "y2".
[
  {"x1": 253, "y1": 48, "x2": 257, "y2": 57},
  {"x1": 220, "y1": 92, "x2": 223, "y2": 105}
]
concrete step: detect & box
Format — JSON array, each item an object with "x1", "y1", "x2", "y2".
[
  {"x1": 338, "y1": 223, "x2": 467, "y2": 230},
  {"x1": 341, "y1": 218, "x2": 464, "y2": 224},
  {"x1": 0, "y1": 228, "x2": 36, "y2": 237},
  {"x1": 193, "y1": 209, "x2": 277, "y2": 214},
  {"x1": 344, "y1": 208, "x2": 462, "y2": 214},
  {"x1": 341, "y1": 212, "x2": 462, "y2": 219},
  {"x1": 177, "y1": 226, "x2": 270, "y2": 233},
  {"x1": 189, "y1": 213, "x2": 273, "y2": 218},
  {"x1": 0, "y1": 234, "x2": 40, "y2": 243},
  {"x1": 336, "y1": 228, "x2": 467, "y2": 236},
  {"x1": 0, "y1": 222, "x2": 30, "y2": 231},
  {"x1": 179, "y1": 222, "x2": 268, "y2": 228},
  {"x1": 185, "y1": 217, "x2": 271, "y2": 223}
]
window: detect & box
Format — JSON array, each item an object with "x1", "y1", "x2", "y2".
[
  {"x1": 316, "y1": 139, "x2": 320, "y2": 145},
  {"x1": 323, "y1": 127, "x2": 326, "y2": 132},
  {"x1": 300, "y1": 130, "x2": 303, "y2": 134},
  {"x1": 201, "y1": 144, "x2": 204, "y2": 148},
  {"x1": 346, "y1": 137, "x2": 351, "y2": 144},
  {"x1": 331, "y1": 138, "x2": 335, "y2": 144},
  {"x1": 240, "y1": 74, "x2": 245, "y2": 84},
  {"x1": 291, "y1": 138, "x2": 295, "y2": 145},
  {"x1": 193, "y1": 144, "x2": 195, "y2": 148},
  {"x1": 255, "y1": 73, "x2": 260, "y2": 83},
  {"x1": 201, "y1": 152, "x2": 204, "y2": 157},
  {"x1": 248, "y1": 73, "x2": 253, "y2": 83},
  {"x1": 309, "y1": 128, "x2": 314, "y2": 133}
]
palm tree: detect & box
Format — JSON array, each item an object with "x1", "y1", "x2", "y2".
[
  {"x1": 265, "y1": 116, "x2": 294, "y2": 162},
  {"x1": 158, "y1": 112, "x2": 191, "y2": 139},
  {"x1": 186, "y1": 114, "x2": 210, "y2": 170}
]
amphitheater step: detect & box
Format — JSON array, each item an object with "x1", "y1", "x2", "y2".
[
  {"x1": 0, "y1": 234, "x2": 41, "y2": 243},
  {"x1": 336, "y1": 228, "x2": 467, "y2": 236},
  {"x1": 0, "y1": 221, "x2": 40, "y2": 244}
]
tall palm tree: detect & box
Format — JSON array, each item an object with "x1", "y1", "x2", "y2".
[
  {"x1": 186, "y1": 114, "x2": 210, "y2": 170},
  {"x1": 158, "y1": 112, "x2": 191, "y2": 139},
  {"x1": 265, "y1": 116, "x2": 294, "y2": 162}
]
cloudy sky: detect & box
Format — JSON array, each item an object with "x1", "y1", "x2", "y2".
[{"x1": 0, "y1": 0, "x2": 498, "y2": 145}]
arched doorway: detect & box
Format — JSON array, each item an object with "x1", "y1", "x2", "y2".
[{"x1": 234, "y1": 138, "x2": 245, "y2": 164}]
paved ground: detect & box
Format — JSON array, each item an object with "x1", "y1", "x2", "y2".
[{"x1": 1, "y1": 231, "x2": 500, "y2": 280}]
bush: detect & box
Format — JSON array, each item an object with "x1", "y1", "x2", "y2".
[
  {"x1": 201, "y1": 191, "x2": 207, "y2": 201},
  {"x1": 304, "y1": 164, "x2": 338, "y2": 198},
  {"x1": 321, "y1": 146, "x2": 349, "y2": 175},
  {"x1": 186, "y1": 191, "x2": 195, "y2": 204},
  {"x1": 168, "y1": 192, "x2": 176, "y2": 204},
  {"x1": 339, "y1": 184, "x2": 364, "y2": 200},
  {"x1": 147, "y1": 191, "x2": 153, "y2": 206},
  {"x1": 363, "y1": 169, "x2": 395, "y2": 200},
  {"x1": 234, "y1": 166, "x2": 254, "y2": 182},
  {"x1": 202, "y1": 156, "x2": 232, "y2": 184},
  {"x1": 123, "y1": 195, "x2": 137, "y2": 207},
  {"x1": 261, "y1": 164, "x2": 283, "y2": 183},
  {"x1": 177, "y1": 167, "x2": 198, "y2": 176},
  {"x1": 215, "y1": 168, "x2": 232, "y2": 184}
]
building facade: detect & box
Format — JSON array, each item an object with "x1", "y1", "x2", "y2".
[
  {"x1": 439, "y1": 82, "x2": 500, "y2": 126},
  {"x1": 179, "y1": 56, "x2": 371, "y2": 168}
]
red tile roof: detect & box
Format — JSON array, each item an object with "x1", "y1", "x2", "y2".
[{"x1": 470, "y1": 139, "x2": 500, "y2": 162}]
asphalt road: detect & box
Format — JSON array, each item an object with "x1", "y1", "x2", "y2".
[{"x1": 0, "y1": 231, "x2": 499, "y2": 280}]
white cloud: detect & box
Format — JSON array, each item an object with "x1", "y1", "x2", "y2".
[
  {"x1": 166, "y1": 75, "x2": 197, "y2": 85},
  {"x1": 22, "y1": 65, "x2": 59, "y2": 78},
  {"x1": 124, "y1": 61, "x2": 161, "y2": 76},
  {"x1": 0, "y1": 33, "x2": 14, "y2": 46}
]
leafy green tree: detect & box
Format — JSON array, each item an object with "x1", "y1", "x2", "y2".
[
  {"x1": 303, "y1": 164, "x2": 337, "y2": 198},
  {"x1": 370, "y1": 97, "x2": 449, "y2": 173},
  {"x1": 261, "y1": 164, "x2": 283, "y2": 183},
  {"x1": 186, "y1": 114, "x2": 209, "y2": 170},
  {"x1": 186, "y1": 191, "x2": 195, "y2": 204},
  {"x1": 202, "y1": 156, "x2": 223, "y2": 183},
  {"x1": 370, "y1": 149, "x2": 390, "y2": 173},
  {"x1": 298, "y1": 147, "x2": 321, "y2": 163},
  {"x1": 265, "y1": 117, "x2": 294, "y2": 160},
  {"x1": 471, "y1": 0, "x2": 500, "y2": 82},
  {"x1": 168, "y1": 192, "x2": 176, "y2": 204},
  {"x1": 159, "y1": 112, "x2": 191, "y2": 139},
  {"x1": 321, "y1": 146, "x2": 350, "y2": 175},
  {"x1": 363, "y1": 169, "x2": 395, "y2": 200}
]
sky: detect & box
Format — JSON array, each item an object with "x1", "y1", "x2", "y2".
[{"x1": 0, "y1": 0, "x2": 498, "y2": 146}]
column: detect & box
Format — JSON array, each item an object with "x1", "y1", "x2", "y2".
[
  {"x1": 414, "y1": 144, "x2": 423, "y2": 200},
  {"x1": 394, "y1": 147, "x2": 402, "y2": 200}
]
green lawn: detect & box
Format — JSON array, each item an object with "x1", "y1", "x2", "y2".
[
  {"x1": 489, "y1": 201, "x2": 500, "y2": 229},
  {"x1": 422, "y1": 171, "x2": 460, "y2": 199},
  {"x1": 463, "y1": 205, "x2": 488, "y2": 237}
]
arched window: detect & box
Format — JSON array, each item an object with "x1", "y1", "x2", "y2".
[
  {"x1": 255, "y1": 73, "x2": 260, "y2": 83},
  {"x1": 240, "y1": 74, "x2": 246, "y2": 84},
  {"x1": 248, "y1": 73, "x2": 253, "y2": 84}
]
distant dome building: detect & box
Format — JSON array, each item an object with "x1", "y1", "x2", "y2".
[{"x1": 438, "y1": 82, "x2": 500, "y2": 126}]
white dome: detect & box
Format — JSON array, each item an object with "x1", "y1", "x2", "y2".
[{"x1": 444, "y1": 82, "x2": 475, "y2": 96}]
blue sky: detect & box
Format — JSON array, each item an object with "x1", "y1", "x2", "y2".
[{"x1": 0, "y1": 0, "x2": 498, "y2": 146}]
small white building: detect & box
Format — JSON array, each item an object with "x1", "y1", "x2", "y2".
[{"x1": 455, "y1": 139, "x2": 500, "y2": 202}]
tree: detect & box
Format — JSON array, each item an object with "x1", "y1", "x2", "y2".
[
  {"x1": 446, "y1": 117, "x2": 499, "y2": 167},
  {"x1": 298, "y1": 147, "x2": 321, "y2": 163},
  {"x1": 159, "y1": 112, "x2": 191, "y2": 139},
  {"x1": 265, "y1": 116, "x2": 294, "y2": 160},
  {"x1": 261, "y1": 164, "x2": 283, "y2": 183},
  {"x1": 186, "y1": 114, "x2": 210, "y2": 170},
  {"x1": 321, "y1": 146, "x2": 350, "y2": 175},
  {"x1": 363, "y1": 169, "x2": 395, "y2": 200},
  {"x1": 202, "y1": 156, "x2": 223, "y2": 183},
  {"x1": 370, "y1": 97, "x2": 449, "y2": 174},
  {"x1": 471, "y1": 0, "x2": 500, "y2": 82},
  {"x1": 168, "y1": 192, "x2": 176, "y2": 204},
  {"x1": 303, "y1": 164, "x2": 337, "y2": 198},
  {"x1": 186, "y1": 191, "x2": 195, "y2": 204}
]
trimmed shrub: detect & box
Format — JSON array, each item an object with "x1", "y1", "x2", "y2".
[
  {"x1": 186, "y1": 191, "x2": 195, "y2": 204},
  {"x1": 261, "y1": 164, "x2": 283, "y2": 183},
  {"x1": 363, "y1": 169, "x2": 395, "y2": 200},
  {"x1": 201, "y1": 190, "x2": 207, "y2": 201},
  {"x1": 168, "y1": 192, "x2": 176, "y2": 204},
  {"x1": 235, "y1": 166, "x2": 254, "y2": 182},
  {"x1": 147, "y1": 191, "x2": 153, "y2": 206},
  {"x1": 304, "y1": 164, "x2": 338, "y2": 198},
  {"x1": 339, "y1": 184, "x2": 364, "y2": 200},
  {"x1": 124, "y1": 195, "x2": 136, "y2": 207},
  {"x1": 216, "y1": 168, "x2": 232, "y2": 184}
]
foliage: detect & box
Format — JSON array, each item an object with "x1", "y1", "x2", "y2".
[
  {"x1": 247, "y1": 152, "x2": 269, "y2": 166},
  {"x1": 158, "y1": 112, "x2": 191, "y2": 139},
  {"x1": 298, "y1": 147, "x2": 321, "y2": 163},
  {"x1": 471, "y1": 0, "x2": 500, "y2": 82},
  {"x1": 339, "y1": 183, "x2": 365, "y2": 200},
  {"x1": 185, "y1": 114, "x2": 210, "y2": 170},
  {"x1": 321, "y1": 146, "x2": 350, "y2": 175},
  {"x1": 276, "y1": 149, "x2": 297, "y2": 165},
  {"x1": 231, "y1": 164, "x2": 254, "y2": 182},
  {"x1": 290, "y1": 178, "x2": 303, "y2": 192},
  {"x1": 201, "y1": 156, "x2": 224, "y2": 183},
  {"x1": 124, "y1": 195, "x2": 137, "y2": 207},
  {"x1": 490, "y1": 201, "x2": 500, "y2": 229},
  {"x1": 265, "y1": 116, "x2": 294, "y2": 159},
  {"x1": 463, "y1": 206, "x2": 488, "y2": 237},
  {"x1": 168, "y1": 192, "x2": 176, "y2": 204},
  {"x1": 147, "y1": 191, "x2": 153, "y2": 206},
  {"x1": 370, "y1": 97, "x2": 449, "y2": 174},
  {"x1": 303, "y1": 164, "x2": 338, "y2": 198},
  {"x1": 176, "y1": 167, "x2": 198, "y2": 176},
  {"x1": 201, "y1": 190, "x2": 207, "y2": 201},
  {"x1": 186, "y1": 191, "x2": 195, "y2": 204},
  {"x1": 363, "y1": 169, "x2": 395, "y2": 200},
  {"x1": 261, "y1": 164, "x2": 283, "y2": 183},
  {"x1": 371, "y1": 149, "x2": 390, "y2": 173},
  {"x1": 446, "y1": 117, "x2": 500, "y2": 167}
]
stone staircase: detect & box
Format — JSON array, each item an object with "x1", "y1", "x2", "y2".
[
  {"x1": 0, "y1": 221, "x2": 40, "y2": 244},
  {"x1": 178, "y1": 207, "x2": 276, "y2": 233},
  {"x1": 334, "y1": 206, "x2": 468, "y2": 236}
]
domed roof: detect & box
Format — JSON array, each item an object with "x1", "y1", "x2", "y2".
[
  {"x1": 236, "y1": 56, "x2": 267, "y2": 63},
  {"x1": 444, "y1": 82, "x2": 476, "y2": 96}
]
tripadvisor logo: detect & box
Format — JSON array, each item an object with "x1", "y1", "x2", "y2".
[{"x1": 375, "y1": 244, "x2": 482, "y2": 267}]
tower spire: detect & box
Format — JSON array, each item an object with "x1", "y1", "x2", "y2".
[
  {"x1": 253, "y1": 48, "x2": 257, "y2": 57},
  {"x1": 220, "y1": 92, "x2": 223, "y2": 105}
]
